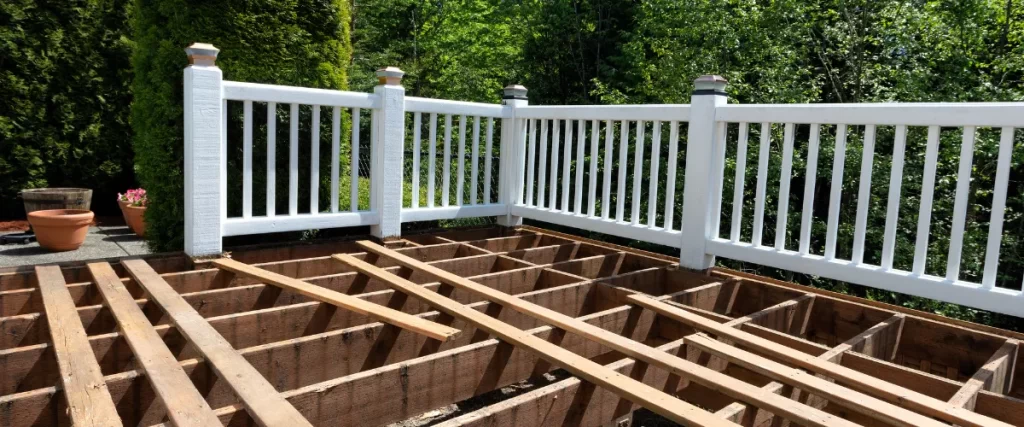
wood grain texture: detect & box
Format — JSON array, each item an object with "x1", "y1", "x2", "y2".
[
  {"x1": 122, "y1": 259, "x2": 312, "y2": 427},
  {"x1": 332, "y1": 252, "x2": 731, "y2": 427},
  {"x1": 87, "y1": 261, "x2": 221, "y2": 426},
  {"x1": 212, "y1": 257, "x2": 459, "y2": 341},
  {"x1": 350, "y1": 242, "x2": 854, "y2": 427},
  {"x1": 35, "y1": 265, "x2": 121, "y2": 426},
  {"x1": 627, "y1": 293, "x2": 1013, "y2": 427},
  {"x1": 686, "y1": 333, "x2": 944, "y2": 427}
]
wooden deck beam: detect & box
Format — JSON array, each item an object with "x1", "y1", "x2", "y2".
[
  {"x1": 627, "y1": 293, "x2": 1012, "y2": 427},
  {"x1": 687, "y1": 333, "x2": 943, "y2": 426},
  {"x1": 0, "y1": 280, "x2": 612, "y2": 426},
  {"x1": 87, "y1": 262, "x2": 221, "y2": 426},
  {"x1": 35, "y1": 266, "x2": 120, "y2": 426},
  {"x1": 349, "y1": 242, "x2": 855, "y2": 427},
  {"x1": 122, "y1": 259, "x2": 312, "y2": 427},
  {"x1": 212, "y1": 258, "x2": 460, "y2": 342},
  {"x1": 333, "y1": 252, "x2": 731, "y2": 426},
  {"x1": 949, "y1": 339, "x2": 1019, "y2": 410}
]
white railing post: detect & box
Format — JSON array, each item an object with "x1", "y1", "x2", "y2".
[
  {"x1": 370, "y1": 67, "x2": 406, "y2": 239},
  {"x1": 679, "y1": 75, "x2": 728, "y2": 270},
  {"x1": 183, "y1": 43, "x2": 224, "y2": 257},
  {"x1": 498, "y1": 84, "x2": 528, "y2": 227}
]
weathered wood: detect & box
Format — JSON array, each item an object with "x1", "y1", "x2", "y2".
[
  {"x1": 627, "y1": 293, "x2": 1012, "y2": 427},
  {"x1": 948, "y1": 339, "x2": 1019, "y2": 410},
  {"x1": 122, "y1": 259, "x2": 312, "y2": 427},
  {"x1": 87, "y1": 261, "x2": 221, "y2": 426},
  {"x1": 352, "y1": 242, "x2": 854, "y2": 427},
  {"x1": 35, "y1": 266, "x2": 121, "y2": 426},
  {"x1": 212, "y1": 258, "x2": 460, "y2": 341},
  {"x1": 819, "y1": 313, "x2": 905, "y2": 363},
  {"x1": 0, "y1": 280, "x2": 611, "y2": 426},
  {"x1": 686, "y1": 333, "x2": 945, "y2": 427},
  {"x1": 167, "y1": 296, "x2": 660, "y2": 427},
  {"x1": 332, "y1": 252, "x2": 731, "y2": 426}
]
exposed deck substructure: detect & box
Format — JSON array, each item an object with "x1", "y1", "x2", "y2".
[{"x1": 0, "y1": 226, "x2": 1022, "y2": 426}]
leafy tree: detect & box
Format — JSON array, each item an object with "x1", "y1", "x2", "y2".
[
  {"x1": 131, "y1": 0, "x2": 351, "y2": 251},
  {"x1": 0, "y1": 0, "x2": 134, "y2": 218}
]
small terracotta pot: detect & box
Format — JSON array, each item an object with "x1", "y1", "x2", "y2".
[
  {"x1": 27, "y1": 209, "x2": 94, "y2": 252},
  {"x1": 123, "y1": 205, "x2": 147, "y2": 237},
  {"x1": 117, "y1": 199, "x2": 130, "y2": 224}
]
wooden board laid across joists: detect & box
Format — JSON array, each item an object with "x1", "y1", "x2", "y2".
[{"x1": 3, "y1": 227, "x2": 1024, "y2": 427}]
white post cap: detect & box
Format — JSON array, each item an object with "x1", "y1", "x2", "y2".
[
  {"x1": 693, "y1": 75, "x2": 728, "y2": 95},
  {"x1": 185, "y1": 43, "x2": 219, "y2": 66},
  {"x1": 503, "y1": 84, "x2": 528, "y2": 100},
  {"x1": 376, "y1": 66, "x2": 405, "y2": 85}
]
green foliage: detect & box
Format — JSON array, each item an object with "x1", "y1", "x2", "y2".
[
  {"x1": 350, "y1": 0, "x2": 1024, "y2": 326},
  {"x1": 350, "y1": 0, "x2": 525, "y2": 101},
  {"x1": 0, "y1": 0, "x2": 134, "y2": 217},
  {"x1": 131, "y1": 0, "x2": 351, "y2": 251}
]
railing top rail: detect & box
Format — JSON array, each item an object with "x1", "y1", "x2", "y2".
[
  {"x1": 716, "y1": 102, "x2": 1024, "y2": 127},
  {"x1": 222, "y1": 81, "x2": 378, "y2": 109},
  {"x1": 516, "y1": 104, "x2": 690, "y2": 122},
  {"x1": 405, "y1": 96, "x2": 510, "y2": 118}
]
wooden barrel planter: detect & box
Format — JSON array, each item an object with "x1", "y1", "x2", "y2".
[{"x1": 20, "y1": 188, "x2": 93, "y2": 214}]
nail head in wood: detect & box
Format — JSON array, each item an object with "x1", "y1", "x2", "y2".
[
  {"x1": 185, "y1": 42, "x2": 219, "y2": 66},
  {"x1": 376, "y1": 66, "x2": 405, "y2": 85}
]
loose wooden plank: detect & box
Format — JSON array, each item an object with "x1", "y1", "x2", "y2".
[
  {"x1": 122, "y1": 259, "x2": 312, "y2": 427},
  {"x1": 331, "y1": 252, "x2": 731, "y2": 427},
  {"x1": 35, "y1": 266, "x2": 121, "y2": 426},
  {"x1": 349, "y1": 242, "x2": 854, "y2": 427},
  {"x1": 212, "y1": 257, "x2": 460, "y2": 342},
  {"x1": 86, "y1": 262, "x2": 221, "y2": 426},
  {"x1": 627, "y1": 293, "x2": 1012, "y2": 427},
  {"x1": 687, "y1": 333, "x2": 944, "y2": 427},
  {"x1": 948, "y1": 339, "x2": 1019, "y2": 410}
]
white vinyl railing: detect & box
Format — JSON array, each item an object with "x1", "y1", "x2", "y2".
[
  {"x1": 183, "y1": 43, "x2": 1024, "y2": 317},
  {"x1": 508, "y1": 106, "x2": 690, "y2": 248},
  {"x1": 705, "y1": 103, "x2": 1024, "y2": 317},
  {"x1": 219, "y1": 82, "x2": 379, "y2": 236},
  {"x1": 400, "y1": 97, "x2": 512, "y2": 223}
]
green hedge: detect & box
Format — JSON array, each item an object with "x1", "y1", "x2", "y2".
[
  {"x1": 0, "y1": 0, "x2": 134, "y2": 218},
  {"x1": 131, "y1": 0, "x2": 351, "y2": 251}
]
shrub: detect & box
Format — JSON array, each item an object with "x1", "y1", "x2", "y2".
[
  {"x1": 0, "y1": 0, "x2": 134, "y2": 218},
  {"x1": 131, "y1": 0, "x2": 351, "y2": 251}
]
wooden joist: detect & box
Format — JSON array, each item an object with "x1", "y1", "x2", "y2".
[
  {"x1": 686, "y1": 333, "x2": 944, "y2": 427},
  {"x1": 331, "y1": 253, "x2": 733, "y2": 427},
  {"x1": 121, "y1": 259, "x2": 312, "y2": 427},
  {"x1": 86, "y1": 261, "x2": 221, "y2": 426},
  {"x1": 948, "y1": 339, "x2": 1019, "y2": 409},
  {"x1": 819, "y1": 313, "x2": 905, "y2": 363},
  {"x1": 211, "y1": 257, "x2": 460, "y2": 342},
  {"x1": 345, "y1": 242, "x2": 855, "y2": 427},
  {"x1": 35, "y1": 265, "x2": 121, "y2": 426},
  {"x1": 626, "y1": 293, "x2": 1013, "y2": 427}
]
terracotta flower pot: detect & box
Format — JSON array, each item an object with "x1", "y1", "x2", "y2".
[
  {"x1": 118, "y1": 199, "x2": 130, "y2": 224},
  {"x1": 27, "y1": 209, "x2": 94, "y2": 252},
  {"x1": 123, "y1": 205, "x2": 147, "y2": 237}
]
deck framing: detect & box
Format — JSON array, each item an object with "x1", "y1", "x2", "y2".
[{"x1": 1, "y1": 226, "x2": 1023, "y2": 426}]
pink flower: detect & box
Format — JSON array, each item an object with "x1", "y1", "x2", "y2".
[{"x1": 118, "y1": 188, "x2": 148, "y2": 207}]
